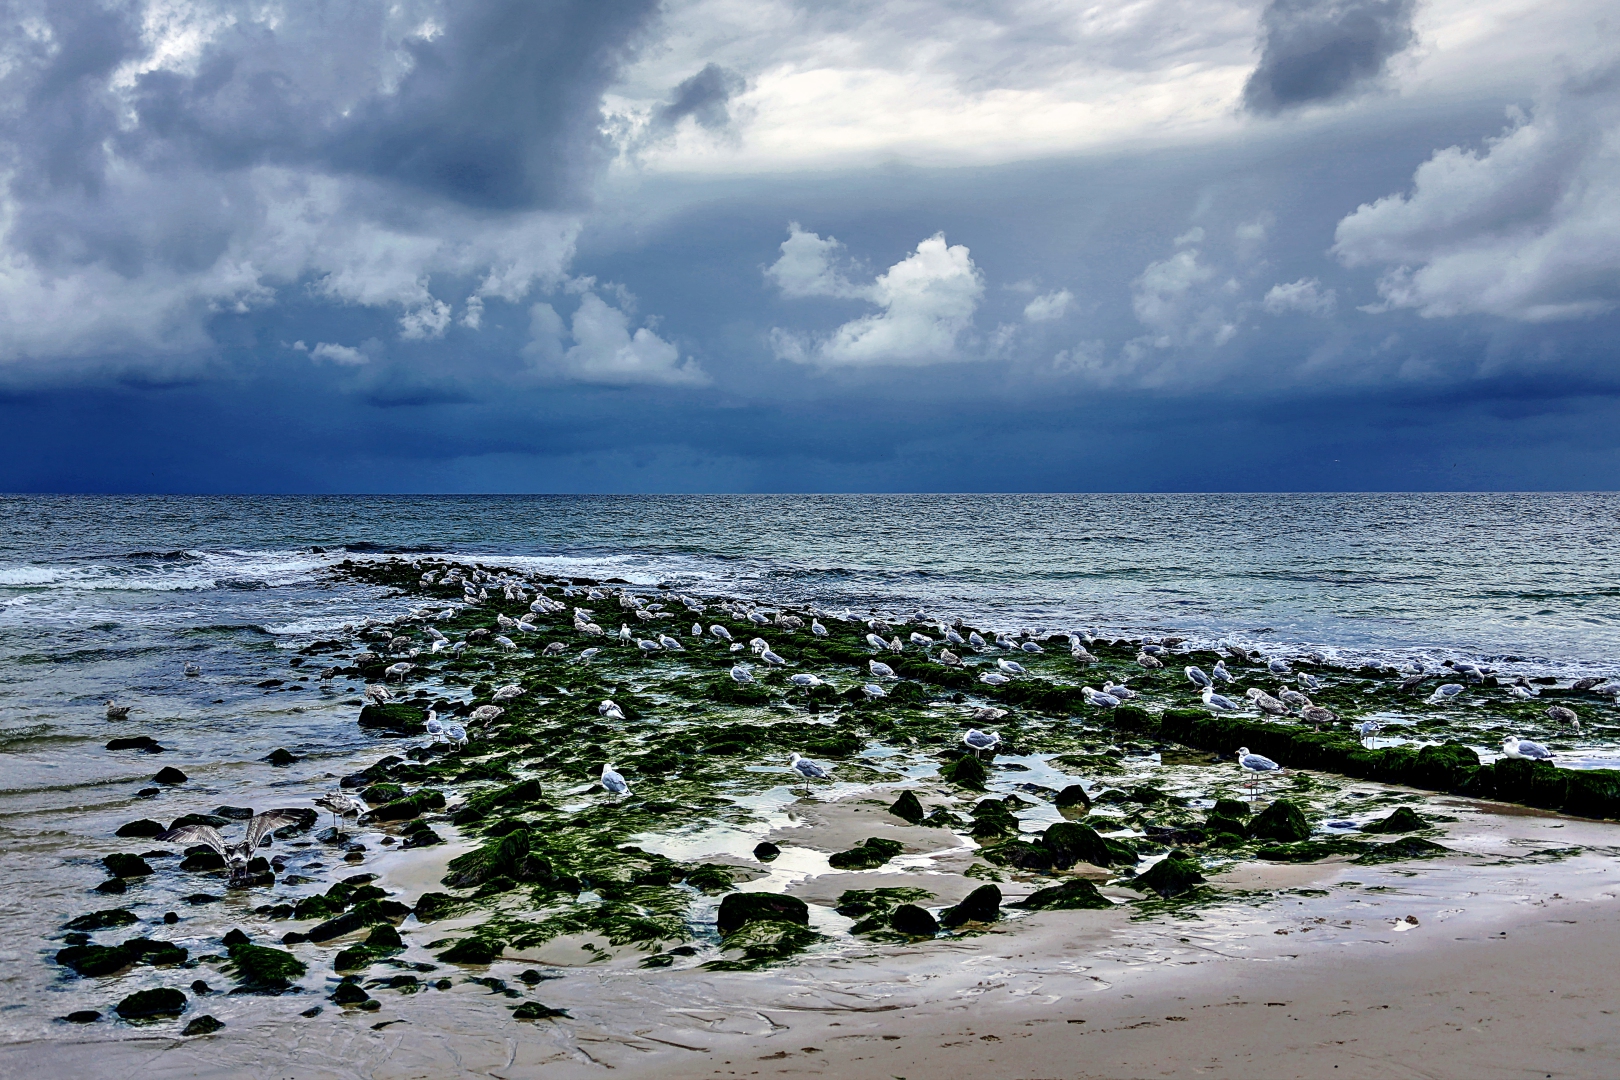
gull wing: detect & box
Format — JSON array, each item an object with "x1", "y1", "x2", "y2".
[
  {"x1": 244, "y1": 809, "x2": 308, "y2": 849},
  {"x1": 160, "y1": 824, "x2": 227, "y2": 859}
]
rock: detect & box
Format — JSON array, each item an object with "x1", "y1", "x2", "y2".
[
  {"x1": 153, "y1": 767, "x2": 188, "y2": 785},
  {"x1": 889, "y1": 904, "x2": 939, "y2": 937},
  {"x1": 115, "y1": 819, "x2": 166, "y2": 839},
  {"x1": 56, "y1": 944, "x2": 132, "y2": 977},
  {"x1": 716, "y1": 893, "x2": 810, "y2": 936},
  {"x1": 64, "y1": 908, "x2": 137, "y2": 931},
  {"x1": 102, "y1": 853, "x2": 153, "y2": 878},
  {"x1": 361, "y1": 783, "x2": 405, "y2": 805},
  {"x1": 163, "y1": 911, "x2": 179, "y2": 924},
  {"x1": 214, "y1": 805, "x2": 254, "y2": 820},
  {"x1": 222, "y1": 928, "x2": 251, "y2": 947},
  {"x1": 365, "y1": 924, "x2": 404, "y2": 952},
  {"x1": 940, "y1": 753, "x2": 987, "y2": 790},
  {"x1": 106, "y1": 736, "x2": 164, "y2": 753},
  {"x1": 1362, "y1": 807, "x2": 1428, "y2": 833},
  {"x1": 939, "y1": 884, "x2": 1001, "y2": 927},
  {"x1": 1053, "y1": 784, "x2": 1091, "y2": 814},
  {"x1": 182, "y1": 1015, "x2": 223, "y2": 1036},
  {"x1": 357, "y1": 702, "x2": 424, "y2": 734},
  {"x1": 365, "y1": 789, "x2": 446, "y2": 823},
  {"x1": 1015, "y1": 878, "x2": 1114, "y2": 910},
  {"x1": 888, "y1": 790, "x2": 925, "y2": 824},
  {"x1": 1247, "y1": 799, "x2": 1311, "y2": 843},
  {"x1": 224, "y1": 942, "x2": 307, "y2": 991},
  {"x1": 436, "y1": 937, "x2": 502, "y2": 964},
  {"x1": 753, "y1": 841, "x2": 781, "y2": 862},
  {"x1": 114, "y1": 987, "x2": 187, "y2": 1021},
  {"x1": 125, "y1": 938, "x2": 188, "y2": 966},
  {"x1": 179, "y1": 846, "x2": 227, "y2": 871},
  {"x1": 413, "y1": 892, "x2": 457, "y2": 922},
  {"x1": 191, "y1": 980, "x2": 212, "y2": 994},
  {"x1": 511, "y1": 1001, "x2": 569, "y2": 1020},
  {"x1": 263, "y1": 748, "x2": 297, "y2": 767},
  {"x1": 968, "y1": 799, "x2": 1019, "y2": 838},
  {"x1": 330, "y1": 979, "x2": 370, "y2": 1005},
  {"x1": 1039, "y1": 822, "x2": 1117, "y2": 869},
  {"x1": 827, "y1": 837, "x2": 905, "y2": 870},
  {"x1": 61, "y1": 1011, "x2": 101, "y2": 1024},
  {"x1": 95, "y1": 878, "x2": 127, "y2": 895},
  {"x1": 1130, "y1": 852, "x2": 1206, "y2": 898},
  {"x1": 1205, "y1": 798, "x2": 1249, "y2": 835}
]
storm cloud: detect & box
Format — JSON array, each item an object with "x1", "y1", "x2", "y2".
[{"x1": 1242, "y1": 0, "x2": 1417, "y2": 114}]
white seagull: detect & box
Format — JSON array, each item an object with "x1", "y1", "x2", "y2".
[
  {"x1": 788, "y1": 752, "x2": 831, "y2": 796},
  {"x1": 1501, "y1": 736, "x2": 1553, "y2": 761},
  {"x1": 600, "y1": 763, "x2": 631, "y2": 796}
]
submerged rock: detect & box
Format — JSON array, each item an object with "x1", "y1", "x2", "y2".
[
  {"x1": 182, "y1": 1015, "x2": 223, "y2": 1036},
  {"x1": 263, "y1": 748, "x2": 297, "y2": 767},
  {"x1": 64, "y1": 908, "x2": 138, "y2": 932},
  {"x1": 511, "y1": 1001, "x2": 569, "y2": 1020},
  {"x1": 101, "y1": 853, "x2": 154, "y2": 878},
  {"x1": 114, "y1": 819, "x2": 166, "y2": 839},
  {"x1": 106, "y1": 736, "x2": 164, "y2": 753},
  {"x1": 1053, "y1": 784, "x2": 1092, "y2": 815},
  {"x1": 224, "y1": 941, "x2": 307, "y2": 992},
  {"x1": 152, "y1": 767, "x2": 188, "y2": 785}
]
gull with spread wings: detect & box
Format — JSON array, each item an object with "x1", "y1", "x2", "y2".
[{"x1": 160, "y1": 809, "x2": 307, "y2": 886}]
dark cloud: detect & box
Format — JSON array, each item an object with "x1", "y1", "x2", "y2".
[
  {"x1": 1242, "y1": 0, "x2": 1417, "y2": 114},
  {"x1": 652, "y1": 63, "x2": 745, "y2": 133}
]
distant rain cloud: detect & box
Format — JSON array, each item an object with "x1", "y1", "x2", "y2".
[{"x1": 1242, "y1": 0, "x2": 1417, "y2": 114}]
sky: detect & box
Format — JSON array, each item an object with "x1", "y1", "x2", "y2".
[{"x1": 0, "y1": 0, "x2": 1617, "y2": 493}]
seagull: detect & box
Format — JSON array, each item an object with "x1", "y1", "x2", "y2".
[
  {"x1": 1211, "y1": 661, "x2": 1233, "y2": 684},
  {"x1": 910, "y1": 632, "x2": 934, "y2": 646},
  {"x1": 1301, "y1": 673, "x2": 1321, "y2": 690},
  {"x1": 425, "y1": 712, "x2": 446, "y2": 743},
  {"x1": 599, "y1": 699, "x2": 626, "y2": 721},
  {"x1": 637, "y1": 639, "x2": 662, "y2": 653},
  {"x1": 812, "y1": 620, "x2": 828, "y2": 637},
  {"x1": 1103, "y1": 681, "x2": 1137, "y2": 701},
  {"x1": 444, "y1": 722, "x2": 468, "y2": 747},
  {"x1": 761, "y1": 648, "x2": 787, "y2": 666},
  {"x1": 1509, "y1": 685, "x2": 1536, "y2": 700},
  {"x1": 385, "y1": 662, "x2": 414, "y2": 681},
  {"x1": 750, "y1": 637, "x2": 770, "y2": 656},
  {"x1": 493, "y1": 684, "x2": 524, "y2": 702},
  {"x1": 788, "y1": 752, "x2": 831, "y2": 797},
  {"x1": 1236, "y1": 746, "x2": 1281, "y2": 797},
  {"x1": 1250, "y1": 690, "x2": 1290, "y2": 716},
  {"x1": 579, "y1": 647, "x2": 600, "y2": 661},
  {"x1": 105, "y1": 700, "x2": 130, "y2": 720},
  {"x1": 1268, "y1": 659, "x2": 1292, "y2": 674},
  {"x1": 790, "y1": 673, "x2": 823, "y2": 687},
  {"x1": 364, "y1": 684, "x2": 391, "y2": 705},
  {"x1": 1201, "y1": 686, "x2": 1239, "y2": 712},
  {"x1": 1546, "y1": 705, "x2": 1579, "y2": 729},
  {"x1": 600, "y1": 763, "x2": 631, "y2": 797},
  {"x1": 1300, "y1": 704, "x2": 1337, "y2": 727},
  {"x1": 963, "y1": 729, "x2": 1000, "y2": 755},
  {"x1": 1020, "y1": 641, "x2": 1044, "y2": 653},
  {"x1": 944, "y1": 628, "x2": 964, "y2": 645},
  {"x1": 730, "y1": 663, "x2": 755, "y2": 684},
  {"x1": 937, "y1": 648, "x2": 961, "y2": 666},
  {"x1": 315, "y1": 791, "x2": 366, "y2": 835},
  {"x1": 710, "y1": 625, "x2": 733, "y2": 642},
  {"x1": 968, "y1": 632, "x2": 987, "y2": 648},
  {"x1": 750, "y1": 611, "x2": 771, "y2": 626},
  {"x1": 160, "y1": 809, "x2": 307, "y2": 885},
  {"x1": 1278, "y1": 686, "x2": 1312, "y2": 710},
  {"x1": 1082, "y1": 686, "x2": 1120, "y2": 707},
  {"x1": 869, "y1": 660, "x2": 896, "y2": 678},
  {"x1": 1355, "y1": 719, "x2": 1382, "y2": 746},
  {"x1": 971, "y1": 706, "x2": 1008, "y2": 723},
  {"x1": 691, "y1": 622, "x2": 703, "y2": 637},
  {"x1": 1501, "y1": 736, "x2": 1553, "y2": 761},
  {"x1": 981, "y1": 672, "x2": 1011, "y2": 686},
  {"x1": 861, "y1": 682, "x2": 887, "y2": 698},
  {"x1": 1136, "y1": 651, "x2": 1163, "y2": 669},
  {"x1": 997, "y1": 659, "x2": 1026, "y2": 675},
  {"x1": 1428, "y1": 683, "x2": 1465, "y2": 704},
  {"x1": 183, "y1": 663, "x2": 201, "y2": 677},
  {"x1": 1185, "y1": 666, "x2": 1211, "y2": 688}
]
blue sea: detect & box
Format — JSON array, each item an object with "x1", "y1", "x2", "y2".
[{"x1": 1, "y1": 492, "x2": 1617, "y2": 1036}]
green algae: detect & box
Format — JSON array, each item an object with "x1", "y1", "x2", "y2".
[{"x1": 224, "y1": 942, "x2": 307, "y2": 992}]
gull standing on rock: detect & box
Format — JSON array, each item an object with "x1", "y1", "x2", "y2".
[
  {"x1": 600, "y1": 763, "x2": 631, "y2": 797},
  {"x1": 869, "y1": 660, "x2": 896, "y2": 679},
  {"x1": 963, "y1": 729, "x2": 1000, "y2": 756},
  {"x1": 1501, "y1": 736, "x2": 1554, "y2": 761},
  {"x1": 1201, "y1": 686, "x2": 1238, "y2": 712},
  {"x1": 1185, "y1": 666, "x2": 1211, "y2": 688},
  {"x1": 997, "y1": 659, "x2": 1027, "y2": 676},
  {"x1": 730, "y1": 663, "x2": 755, "y2": 684}
]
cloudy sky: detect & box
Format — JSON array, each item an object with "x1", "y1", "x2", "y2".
[{"x1": 1, "y1": 0, "x2": 1616, "y2": 492}]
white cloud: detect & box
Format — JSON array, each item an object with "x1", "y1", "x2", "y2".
[
  {"x1": 525, "y1": 292, "x2": 708, "y2": 386},
  {"x1": 769, "y1": 230, "x2": 985, "y2": 366},
  {"x1": 1023, "y1": 288, "x2": 1073, "y2": 322},
  {"x1": 1332, "y1": 63, "x2": 1620, "y2": 321},
  {"x1": 763, "y1": 222, "x2": 865, "y2": 298},
  {"x1": 308, "y1": 342, "x2": 370, "y2": 366},
  {"x1": 1262, "y1": 277, "x2": 1337, "y2": 315}
]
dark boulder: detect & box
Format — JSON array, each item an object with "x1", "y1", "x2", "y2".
[
  {"x1": 106, "y1": 736, "x2": 164, "y2": 753},
  {"x1": 436, "y1": 936, "x2": 502, "y2": 964},
  {"x1": 827, "y1": 837, "x2": 905, "y2": 870},
  {"x1": 115, "y1": 819, "x2": 166, "y2": 839},
  {"x1": 56, "y1": 944, "x2": 131, "y2": 977},
  {"x1": 939, "y1": 884, "x2": 1001, "y2": 927},
  {"x1": 940, "y1": 754, "x2": 987, "y2": 790},
  {"x1": 1015, "y1": 878, "x2": 1114, "y2": 911},
  {"x1": 114, "y1": 987, "x2": 187, "y2": 1020},
  {"x1": 1040, "y1": 822, "x2": 1117, "y2": 869},
  {"x1": 889, "y1": 904, "x2": 939, "y2": 937},
  {"x1": 1247, "y1": 799, "x2": 1311, "y2": 843},
  {"x1": 1362, "y1": 807, "x2": 1428, "y2": 834},
  {"x1": 357, "y1": 702, "x2": 424, "y2": 734},
  {"x1": 153, "y1": 767, "x2": 188, "y2": 785},
  {"x1": 1054, "y1": 784, "x2": 1091, "y2": 815},
  {"x1": 64, "y1": 908, "x2": 137, "y2": 931},
  {"x1": 753, "y1": 841, "x2": 781, "y2": 862},
  {"x1": 263, "y1": 748, "x2": 297, "y2": 767},
  {"x1": 1130, "y1": 852, "x2": 1205, "y2": 898},
  {"x1": 888, "y1": 790, "x2": 925, "y2": 824},
  {"x1": 182, "y1": 1015, "x2": 223, "y2": 1036},
  {"x1": 716, "y1": 892, "x2": 809, "y2": 936},
  {"x1": 102, "y1": 853, "x2": 153, "y2": 878}
]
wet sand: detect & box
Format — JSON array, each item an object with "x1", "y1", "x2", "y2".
[{"x1": 6, "y1": 794, "x2": 1618, "y2": 1080}]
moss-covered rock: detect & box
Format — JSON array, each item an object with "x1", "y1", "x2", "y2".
[
  {"x1": 1015, "y1": 878, "x2": 1114, "y2": 910},
  {"x1": 1040, "y1": 822, "x2": 1118, "y2": 869},
  {"x1": 64, "y1": 908, "x2": 138, "y2": 932},
  {"x1": 366, "y1": 788, "x2": 446, "y2": 822},
  {"x1": 511, "y1": 1001, "x2": 569, "y2": 1020},
  {"x1": 1130, "y1": 852, "x2": 1206, "y2": 898},
  {"x1": 436, "y1": 936, "x2": 503, "y2": 964},
  {"x1": 357, "y1": 702, "x2": 424, "y2": 734},
  {"x1": 939, "y1": 754, "x2": 987, "y2": 790},
  {"x1": 1053, "y1": 784, "x2": 1091, "y2": 815},
  {"x1": 1247, "y1": 799, "x2": 1311, "y2": 843},
  {"x1": 1362, "y1": 807, "x2": 1428, "y2": 833},
  {"x1": 968, "y1": 798, "x2": 1019, "y2": 838},
  {"x1": 413, "y1": 892, "x2": 459, "y2": 922},
  {"x1": 330, "y1": 978, "x2": 370, "y2": 1005},
  {"x1": 827, "y1": 837, "x2": 905, "y2": 870},
  {"x1": 55, "y1": 944, "x2": 131, "y2": 977},
  {"x1": 716, "y1": 892, "x2": 809, "y2": 936},
  {"x1": 224, "y1": 942, "x2": 306, "y2": 992},
  {"x1": 182, "y1": 1015, "x2": 224, "y2": 1036},
  {"x1": 115, "y1": 819, "x2": 166, "y2": 839}
]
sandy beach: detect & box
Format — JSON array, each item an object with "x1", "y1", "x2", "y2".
[{"x1": 6, "y1": 787, "x2": 1617, "y2": 1080}]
